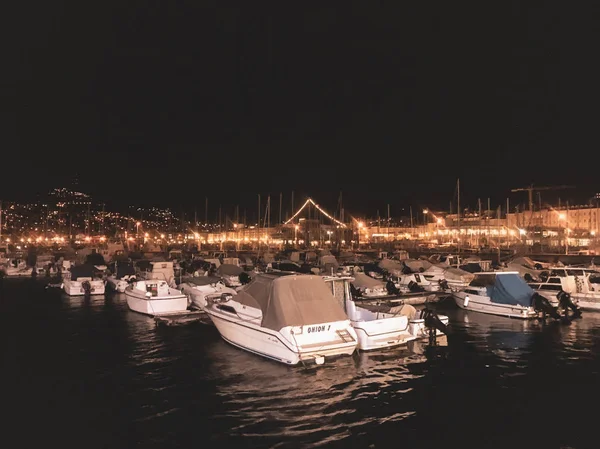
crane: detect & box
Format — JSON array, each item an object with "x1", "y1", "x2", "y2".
[{"x1": 511, "y1": 184, "x2": 575, "y2": 213}]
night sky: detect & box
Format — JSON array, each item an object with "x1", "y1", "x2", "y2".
[{"x1": 5, "y1": 2, "x2": 598, "y2": 217}]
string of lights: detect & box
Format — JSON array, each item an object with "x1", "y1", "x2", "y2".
[{"x1": 284, "y1": 198, "x2": 347, "y2": 228}]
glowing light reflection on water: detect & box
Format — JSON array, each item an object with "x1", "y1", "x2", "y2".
[{"x1": 3, "y1": 280, "x2": 600, "y2": 449}]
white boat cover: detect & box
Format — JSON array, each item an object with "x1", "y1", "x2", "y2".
[
  {"x1": 509, "y1": 256, "x2": 539, "y2": 269},
  {"x1": 504, "y1": 256, "x2": 544, "y2": 280},
  {"x1": 320, "y1": 255, "x2": 338, "y2": 268},
  {"x1": 351, "y1": 272, "x2": 386, "y2": 289},
  {"x1": 378, "y1": 259, "x2": 403, "y2": 272},
  {"x1": 403, "y1": 258, "x2": 433, "y2": 272},
  {"x1": 235, "y1": 273, "x2": 348, "y2": 331},
  {"x1": 423, "y1": 264, "x2": 475, "y2": 283}
]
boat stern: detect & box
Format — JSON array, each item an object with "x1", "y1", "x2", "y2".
[{"x1": 284, "y1": 321, "x2": 358, "y2": 363}]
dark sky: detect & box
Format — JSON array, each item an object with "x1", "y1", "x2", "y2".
[{"x1": 5, "y1": 2, "x2": 598, "y2": 217}]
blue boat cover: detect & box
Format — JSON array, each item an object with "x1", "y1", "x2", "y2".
[{"x1": 490, "y1": 273, "x2": 533, "y2": 306}]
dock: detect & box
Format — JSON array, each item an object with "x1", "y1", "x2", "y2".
[{"x1": 153, "y1": 310, "x2": 212, "y2": 327}]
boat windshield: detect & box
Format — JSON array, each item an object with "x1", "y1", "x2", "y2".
[{"x1": 469, "y1": 273, "x2": 497, "y2": 287}]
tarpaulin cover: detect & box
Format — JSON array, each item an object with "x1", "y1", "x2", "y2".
[
  {"x1": 235, "y1": 273, "x2": 348, "y2": 331},
  {"x1": 489, "y1": 273, "x2": 534, "y2": 306}
]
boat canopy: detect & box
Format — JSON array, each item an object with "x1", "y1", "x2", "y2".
[
  {"x1": 423, "y1": 265, "x2": 475, "y2": 282},
  {"x1": 505, "y1": 256, "x2": 544, "y2": 280},
  {"x1": 378, "y1": 258, "x2": 403, "y2": 273},
  {"x1": 114, "y1": 261, "x2": 135, "y2": 278},
  {"x1": 216, "y1": 263, "x2": 243, "y2": 276},
  {"x1": 351, "y1": 272, "x2": 385, "y2": 289},
  {"x1": 471, "y1": 272, "x2": 533, "y2": 307},
  {"x1": 235, "y1": 273, "x2": 348, "y2": 331},
  {"x1": 403, "y1": 258, "x2": 433, "y2": 272},
  {"x1": 319, "y1": 254, "x2": 339, "y2": 269},
  {"x1": 70, "y1": 263, "x2": 97, "y2": 281}
]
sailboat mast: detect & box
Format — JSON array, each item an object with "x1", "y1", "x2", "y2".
[{"x1": 457, "y1": 179, "x2": 461, "y2": 253}]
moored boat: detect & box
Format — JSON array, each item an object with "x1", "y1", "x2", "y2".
[
  {"x1": 452, "y1": 271, "x2": 541, "y2": 319},
  {"x1": 204, "y1": 272, "x2": 358, "y2": 365},
  {"x1": 125, "y1": 279, "x2": 189, "y2": 316},
  {"x1": 62, "y1": 263, "x2": 106, "y2": 296},
  {"x1": 323, "y1": 275, "x2": 449, "y2": 351}
]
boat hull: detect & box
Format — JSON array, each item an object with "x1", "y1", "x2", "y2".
[
  {"x1": 351, "y1": 316, "x2": 417, "y2": 351},
  {"x1": 453, "y1": 292, "x2": 538, "y2": 319},
  {"x1": 350, "y1": 313, "x2": 449, "y2": 351},
  {"x1": 125, "y1": 290, "x2": 189, "y2": 316},
  {"x1": 570, "y1": 292, "x2": 600, "y2": 311},
  {"x1": 107, "y1": 276, "x2": 128, "y2": 293},
  {"x1": 2, "y1": 268, "x2": 33, "y2": 277},
  {"x1": 205, "y1": 304, "x2": 357, "y2": 365},
  {"x1": 180, "y1": 282, "x2": 237, "y2": 311},
  {"x1": 409, "y1": 316, "x2": 449, "y2": 339},
  {"x1": 63, "y1": 279, "x2": 106, "y2": 296}
]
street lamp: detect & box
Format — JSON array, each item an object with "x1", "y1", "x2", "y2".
[
  {"x1": 136, "y1": 221, "x2": 141, "y2": 237},
  {"x1": 294, "y1": 225, "x2": 299, "y2": 247},
  {"x1": 423, "y1": 209, "x2": 428, "y2": 225}
]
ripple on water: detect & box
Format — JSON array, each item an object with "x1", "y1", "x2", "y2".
[
  {"x1": 6, "y1": 284, "x2": 600, "y2": 449},
  {"x1": 199, "y1": 346, "x2": 426, "y2": 448}
]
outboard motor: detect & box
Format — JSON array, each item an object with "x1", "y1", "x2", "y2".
[
  {"x1": 82, "y1": 280, "x2": 92, "y2": 296},
  {"x1": 557, "y1": 290, "x2": 582, "y2": 318},
  {"x1": 438, "y1": 279, "x2": 449, "y2": 291},
  {"x1": 532, "y1": 292, "x2": 561, "y2": 320},
  {"x1": 385, "y1": 279, "x2": 400, "y2": 295},
  {"x1": 420, "y1": 307, "x2": 449, "y2": 346},
  {"x1": 239, "y1": 271, "x2": 251, "y2": 285},
  {"x1": 350, "y1": 282, "x2": 362, "y2": 298},
  {"x1": 407, "y1": 280, "x2": 425, "y2": 293}
]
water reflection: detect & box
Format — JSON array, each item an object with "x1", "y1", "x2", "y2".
[
  {"x1": 3, "y1": 280, "x2": 600, "y2": 449},
  {"x1": 197, "y1": 338, "x2": 428, "y2": 448}
]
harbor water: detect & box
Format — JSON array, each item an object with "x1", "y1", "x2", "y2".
[{"x1": 2, "y1": 277, "x2": 600, "y2": 449}]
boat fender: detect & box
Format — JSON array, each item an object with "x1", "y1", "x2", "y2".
[{"x1": 464, "y1": 295, "x2": 469, "y2": 307}]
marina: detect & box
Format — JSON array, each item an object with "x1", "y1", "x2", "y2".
[
  {"x1": 6, "y1": 2, "x2": 598, "y2": 447},
  {"x1": 2, "y1": 275, "x2": 599, "y2": 449}
]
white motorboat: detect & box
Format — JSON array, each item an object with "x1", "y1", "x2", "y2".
[
  {"x1": 421, "y1": 264, "x2": 475, "y2": 292},
  {"x1": 180, "y1": 276, "x2": 238, "y2": 311},
  {"x1": 106, "y1": 260, "x2": 137, "y2": 293},
  {"x1": 351, "y1": 272, "x2": 441, "y2": 305},
  {"x1": 528, "y1": 267, "x2": 600, "y2": 311},
  {"x1": 1, "y1": 258, "x2": 32, "y2": 277},
  {"x1": 452, "y1": 271, "x2": 540, "y2": 319},
  {"x1": 395, "y1": 272, "x2": 441, "y2": 293},
  {"x1": 34, "y1": 255, "x2": 59, "y2": 277},
  {"x1": 62, "y1": 264, "x2": 106, "y2": 296},
  {"x1": 204, "y1": 272, "x2": 358, "y2": 365},
  {"x1": 136, "y1": 260, "x2": 177, "y2": 287},
  {"x1": 323, "y1": 275, "x2": 449, "y2": 351},
  {"x1": 125, "y1": 279, "x2": 190, "y2": 316}
]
